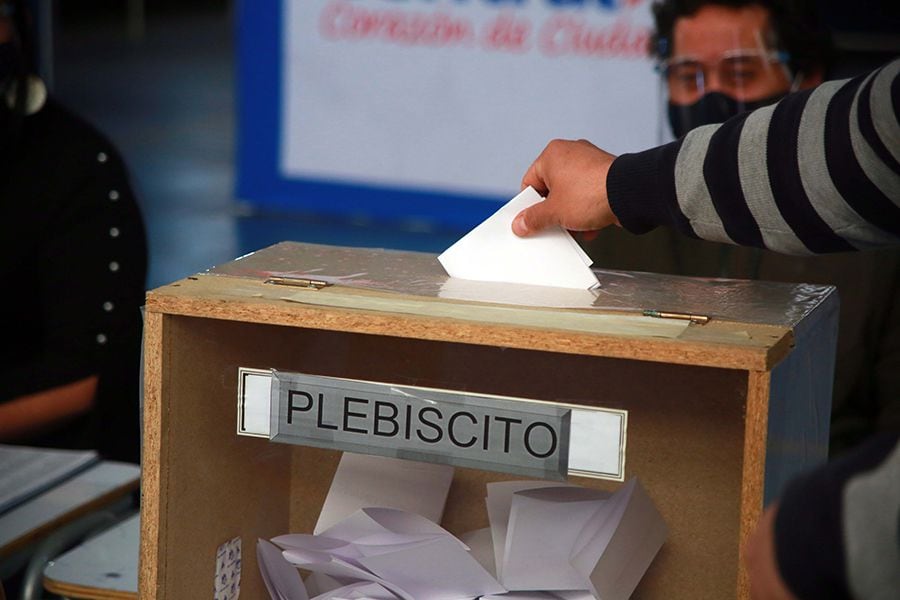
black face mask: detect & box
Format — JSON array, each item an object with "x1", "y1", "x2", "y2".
[{"x1": 667, "y1": 90, "x2": 786, "y2": 138}]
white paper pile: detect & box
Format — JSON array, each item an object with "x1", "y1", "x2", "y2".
[
  {"x1": 258, "y1": 506, "x2": 504, "y2": 600},
  {"x1": 257, "y1": 453, "x2": 666, "y2": 600}
]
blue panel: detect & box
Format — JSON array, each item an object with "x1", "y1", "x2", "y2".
[{"x1": 235, "y1": 0, "x2": 504, "y2": 232}]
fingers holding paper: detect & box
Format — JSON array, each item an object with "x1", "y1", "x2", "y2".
[{"x1": 513, "y1": 139, "x2": 620, "y2": 238}]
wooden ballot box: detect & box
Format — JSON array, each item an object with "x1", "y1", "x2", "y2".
[{"x1": 139, "y1": 242, "x2": 838, "y2": 599}]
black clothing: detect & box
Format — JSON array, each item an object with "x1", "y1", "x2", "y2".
[{"x1": 0, "y1": 95, "x2": 148, "y2": 464}]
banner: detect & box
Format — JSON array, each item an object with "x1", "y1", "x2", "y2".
[{"x1": 238, "y1": 0, "x2": 660, "y2": 230}]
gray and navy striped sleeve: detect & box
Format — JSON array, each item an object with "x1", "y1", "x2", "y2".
[
  {"x1": 773, "y1": 432, "x2": 900, "y2": 599},
  {"x1": 608, "y1": 57, "x2": 900, "y2": 255}
]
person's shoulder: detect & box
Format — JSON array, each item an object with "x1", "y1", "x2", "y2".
[
  {"x1": 34, "y1": 96, "x2": 113, "y2": 142},
  {"x1": 28, "y1": 96, "x2": 126, "y2": 163}
]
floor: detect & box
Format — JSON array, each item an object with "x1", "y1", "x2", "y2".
[{"x1": 53, "y1": 3, "x2": 465, "y2": 292}]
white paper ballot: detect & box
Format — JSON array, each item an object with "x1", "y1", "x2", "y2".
[
  {"x1": 357, "y1": 535, "x2": 506, "y2": 600},
  {"x1": 458, "y1": 527, "x2": 497, "y2": 579},
  {"x1": 580, "y1": 479, "x2": 668, "y2": 600},
  {"x1": 438, "y1": 187, "x2": 601, "y2": 290},
  {"x1": 257, "y1": 539, "x2": 310, "y2": 600},
  {"x1": 486, "y1": 480, "x2": 577, "y2": 579},
  {"x1": 486, "y1": 478, "x2": 666, "y2": 600},
  {"x1": 273, "y1": 507, "x2": 503, "y2": 600},
  {"x1": 311, "y1": 582, "x2": 397, "y2": 600},
  {"x1": 482, "y1": 593, "x2": 595, "y2": 600},
  {"x1": 503, "y1": 487, "x2": 611, "y2": 591},
  {"x1": 304, "y1": 572, "x2": 347, "y2": 598},
  {"x1": 314, "y1": 453, "x2": 454, "y2": 535}
]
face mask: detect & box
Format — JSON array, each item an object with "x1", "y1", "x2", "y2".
[{"x1": 667, "y1": 90, "x2": 786, "y2": 138}]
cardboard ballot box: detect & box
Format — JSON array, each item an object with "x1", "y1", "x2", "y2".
[{"x1": 139, "y1": 242, "x2": 838, "y2": 599}]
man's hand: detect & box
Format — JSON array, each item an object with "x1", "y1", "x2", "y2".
[
  {"x1": 743, "y1": 503, "x2": 798, "y2": 600},
  {"x1": 512, "y1": 139, "x2": 619, "y2": 237}
]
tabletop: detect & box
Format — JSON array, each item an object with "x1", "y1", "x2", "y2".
[
  {"x1": 0, "y1": 461, "x2": 140, "y2": 560},
  {"x1": 43, "y1": 513, "x2": 139, "y2": 599}
]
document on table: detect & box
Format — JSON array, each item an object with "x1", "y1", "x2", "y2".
[
  {"x1": 0, "y1": 444, "x2": 100, "y2": 515},
  {"x1": 438, "y1": 187, "x2": 600, "y2": 290}
]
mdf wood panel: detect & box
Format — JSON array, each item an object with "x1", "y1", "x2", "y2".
[
  {"x1": 148, "y1": 317, "x2": 749, "y2": 599},
  {"x1": 140, "y1": 243, "x2": 837, "y2": 600}
]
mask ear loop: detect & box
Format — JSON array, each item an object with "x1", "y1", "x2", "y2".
[
  {"x1": 655, "y1": 37, "x2": 674, "y2": 144},
  {"x1": 789, "y1": 69, "x2": 804, "y2": 92},
  {"x1": 657, "y1": 62, "x2": 671, "y2": 144}
]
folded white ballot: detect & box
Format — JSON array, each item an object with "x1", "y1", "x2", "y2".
[
  {"x1": 310, "y1": 581, "x2": 397, "y2": 600},
  {"x1": 438, "y1": 186, "x2": 601, "y2": 290},
  {"x1": 257, "y1": 539, "x2": 309, "y2": 600},
  {"x1": 486, "y1": 478, "x2": 667, "y2": 600},
  {"x1": 482, "y1": 593, "x2": 595, "y2": 600},
  {"x1": 459, "y1": 527, "x2": 497, "y2": 579},
  {"x1": 314, "y1": 453, "x2": 454, "y2": 535},
  {"x1": 486, "y1": 480, "x2": 578, "y2": 580},
  {"x1": 503, "y1": 486, "x2": 612, "y2": 590}
]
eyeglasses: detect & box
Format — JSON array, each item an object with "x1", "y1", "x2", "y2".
[{"x1": 657, "y1": 49, "x2": 791, "y2": 104}]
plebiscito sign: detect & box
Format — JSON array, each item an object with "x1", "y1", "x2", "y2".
[{"x1": 238, "y1": 368, "x2": 627, "y2": 481}]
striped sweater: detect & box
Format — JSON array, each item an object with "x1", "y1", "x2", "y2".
[
  {"x1": 607, "y1": 58, "x2": 900, "y2": 255},
  {"x1": 609, "y1": 58, "x2": 900, "y2": 599}
]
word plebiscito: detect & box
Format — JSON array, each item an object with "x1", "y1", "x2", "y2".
[{"x1": 273, "y1": 374, "x2": 568, "y2": 466}]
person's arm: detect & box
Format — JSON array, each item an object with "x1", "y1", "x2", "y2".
[
  {"x1": 515, "y1": 58, "x2": 900, "y2": 255},
  {"x1": 743, "y1": 432, "x2": 900, "y2": 599},
  {"x1": 0, "y1": 99, "x2": 148, "y2": 454},
  {"x1": 0, "y1": 376, "x2": 98, "y2": 442}
]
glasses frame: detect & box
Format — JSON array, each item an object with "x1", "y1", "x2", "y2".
[{"x1": 656, "y1": 48, "x2": 791, "y2": 103}]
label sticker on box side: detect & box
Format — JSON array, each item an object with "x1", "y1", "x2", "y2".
[
  {"x1": 237, "y1": 368, "x2": 626, "y2": 481},
  {"x1": 214, "y1": 536, "x2": 241, "y2": 600}
]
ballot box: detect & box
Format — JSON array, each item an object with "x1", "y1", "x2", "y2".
[{"x1": 138, "y1": 241, "x2": 838, "y2": 599}]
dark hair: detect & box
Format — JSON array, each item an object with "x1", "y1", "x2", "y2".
[
  {"x1": 648, "y1": 0, "x2": 834, "y2": 77},
  {"x1": 3, "y1": 0, "x2": 36, "y2": 73}
]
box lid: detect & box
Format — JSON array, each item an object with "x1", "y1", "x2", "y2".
[{"x1": 145, "y1": 242, "x2": 839, "y2": 371}]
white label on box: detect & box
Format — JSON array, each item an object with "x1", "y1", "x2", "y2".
[
  {"x1": 236, "y1": 369, "x2": 273, "y2": 438},
  {"x1": 237, "y1": 368, "x2": 626, "y2": 481}
]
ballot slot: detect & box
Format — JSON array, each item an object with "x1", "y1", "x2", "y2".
[{"x1": 237, "y1": 367, "x2": 628, "y2": 482}]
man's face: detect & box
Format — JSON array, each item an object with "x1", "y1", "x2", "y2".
[{"x1": 667, "y1": 4, "x2": 792, "y2": 106}]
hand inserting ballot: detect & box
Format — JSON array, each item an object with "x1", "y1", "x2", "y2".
[{"x1": 512, "y1": 139, "x2": 619, "y2": 240}]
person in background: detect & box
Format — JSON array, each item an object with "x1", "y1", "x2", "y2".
[
  {"x1": 0, "y1": 0, "x2": 148, "y2": 464},
  {"x1": 653, "y1": 0, "x2": 828, "y2": 138},
  {"x1": 511, "y1": 55, "x2": 899, "y2": 599},
  {"x1": 580, "y1": 0, "x2": 900, "y2": 459}
]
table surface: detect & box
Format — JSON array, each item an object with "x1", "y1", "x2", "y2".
[
  {"x1": 43, "y1": 513, "x2": 139, "y2": 599},
  {"x1": 0, "y1": 461, "x2": 141, "y2": 560}
]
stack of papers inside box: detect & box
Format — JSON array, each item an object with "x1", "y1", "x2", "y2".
[{"x1": 258, "y1": 454, "x2": 666, "y2": 600}]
